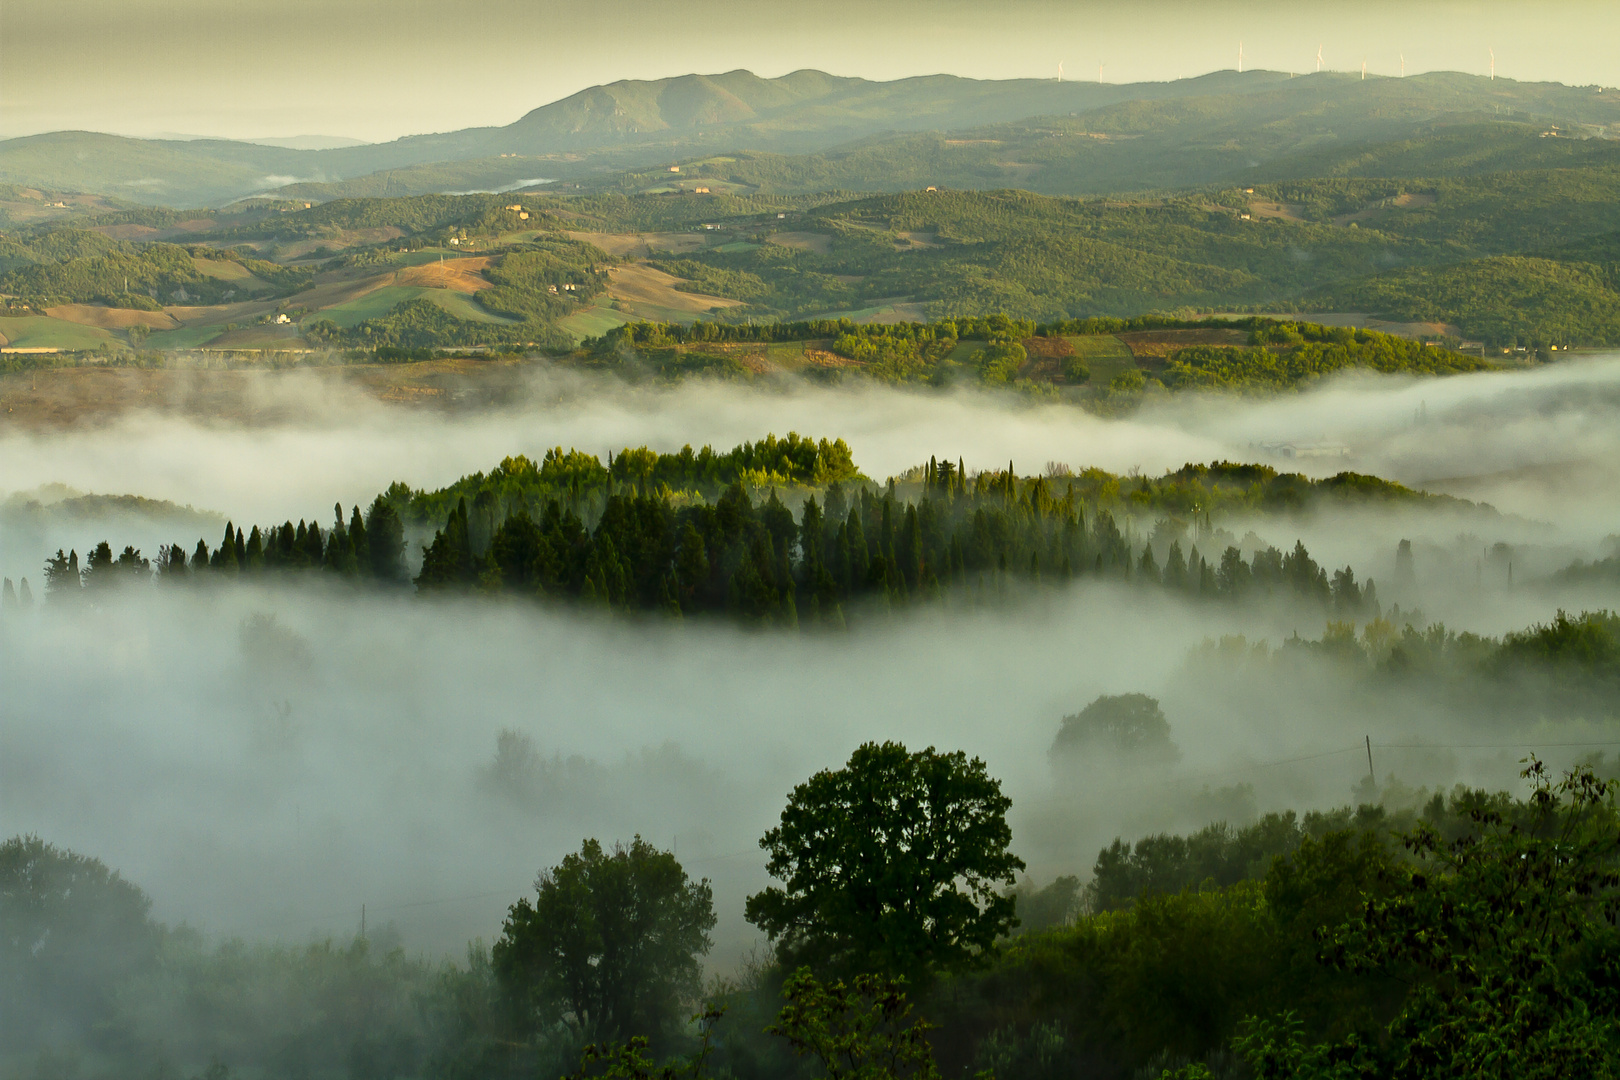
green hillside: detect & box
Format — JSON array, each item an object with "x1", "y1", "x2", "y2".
[{"x1": 550, "y1": 175, "x2": 1620, "y2": 340}]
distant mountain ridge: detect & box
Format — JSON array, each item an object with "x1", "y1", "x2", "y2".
[{"x1": 2, "y1": 68, "x2": 1616, "y2": 206}]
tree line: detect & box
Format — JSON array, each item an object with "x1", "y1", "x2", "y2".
[
  {"x1": 31, "y1": 496, "x2": 408, "y2": 603},
  {"x1": 580, "y1": 315, "x2": 1492, "y2": 393}
]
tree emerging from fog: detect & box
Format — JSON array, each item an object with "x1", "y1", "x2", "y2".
[
  {"x1": 1049, "y1": 692, "x2": 1180, "y2": 770},
  {"x1": 493, "y1": 837, "x2": 715, "y2": 1046},
  {"x1": 746, "y1": 742, "x2": 1023, "y2": 985},
  {"x1": 0, "y1": 836, "x2": 159, "y2": 1054}
]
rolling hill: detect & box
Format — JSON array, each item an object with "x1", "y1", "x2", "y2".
[{"x1": 4, "y1": 69, "x2": 1617, "y2": 207}]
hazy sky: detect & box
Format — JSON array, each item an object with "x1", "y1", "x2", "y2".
[{"x1": 3, "y1": 0, "x2": 1617, "y2": 142}]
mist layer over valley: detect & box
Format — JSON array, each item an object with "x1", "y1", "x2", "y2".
[
  {"x1": 5, "y1": 358, "x2": 1620, "y2": 977},
  {"x1": 7, "y1": 353, "x2": 1620, "y2": 571}
]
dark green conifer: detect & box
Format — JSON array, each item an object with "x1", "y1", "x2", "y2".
[
  {"x1": 366, "y1": 496, "x2": 406, "y2": 582},
  {"x1": 348, "y1": 506, "x2": 369, "y2": 571}
]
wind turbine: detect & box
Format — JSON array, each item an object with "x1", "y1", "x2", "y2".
[
  {"x1": 1361, "y1": 58, "x2": 1367, "y2": 80},
  {"x1": 1057, "y1": 61, "x2": 1064, "y2": 82},
  {"x1": 1098, "y1": 60, "x2": 1105, "y2": 84},
  {"x1": 1316, "y1": 45, "x2": 1324, "y2": 73},
  {"x1": 1400, "y1": 53, "x2": 1405, "y2": 78},
  {"x1": 1489, "y1": 47, "x2": 1495, "y2": 81},
  {"x1": 1238, "y1": 42, "x2": 1244, "y2": 74}
]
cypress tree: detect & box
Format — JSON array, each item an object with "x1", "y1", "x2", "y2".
[
  {"x1": 847, "y1": 508, "x2": 869, "y2": 586},
  {"x1": 1164, "y1": 541, "x2": 1187, "y2": 590},
  {"x1": 900, "y1": 504, "x2": 922, "y2": 593},
  {"x1": 415, "y1": 498, "x2": 473, "y2": 591},
  {"x1": 2, "y1": 578, "x2": 16, "y2": 612},
  {"x1": 1138, "y1": 544, "x2": 1160, "y2": 585},
  {"x1": 17, "y1": 578, "x2": 31, "y2": 609},
  {"x1": 797, "y1": 497, "x2": 824, "y2": 583},
  {"x1": 244, "y1": 527, "x2": 265, "y2": 573},
  {"x1": 299, "y1": 521, "x2": 323, "y2": 567},
  {"x1": 192, "y1": 539, "x2": 210, "y2": 574},
  {"x1": 348, "y1": 506, "x2": 369, "y2": 572},
  {"x1": 324, "y1": 504, "x2": 353, "y2": 574},
  {"x1": 213, "y1": 523, "x2": 238, "y2": 574},
  {"x1": 366, "y1": 496, "x2": 406, "y2": 582}
]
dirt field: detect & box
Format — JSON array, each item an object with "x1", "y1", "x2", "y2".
[
  {"x1": 394, "y1": 257, "x2": 491, "y2": 293},
  {"x1": 861, "y1": 301, "x2": 931, "y2": 324},
  {"x1": 44, "y1": 305, "x2": 180, "y2": 331},
  {"x1": 769, "y1": 232, "x2": 832, "y2": 255},
  {"x1": 1247, "y1": 200, "x2": 1305, "y2": 222},
  {"x1": 1333, "y1": 192, "x2": 1437, "y2": 227},
  {"x1": 606, "y1": 263, "x2": 744, "y2": 316},
  {"x1": 1117, "y1": 328, "x2": 1250, "y2": 370},
  {"x1": 1019, "y1": 336, "x2": 1075, "y2": 381},
  {"x1": 91, "y1": 224, "x2": 164, "y2": 241},
  {"x1": 567, "y1": 231, "x2": 709, "y2": 257}
]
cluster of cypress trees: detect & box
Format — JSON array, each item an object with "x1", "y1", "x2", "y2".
[
  {"x1": 18, "y1": 439, "x2": 1386, "y2": 625},
  {"x1": 35, "y1": 496, "x2": 408, "y2": 603},
  {"x1": 411, "y1": 455, "x2": 1379, "y2": 625}
]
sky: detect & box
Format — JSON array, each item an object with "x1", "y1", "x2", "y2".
[{"x1": 2, "y1": 0, "x2": 1617, "y2": 142}]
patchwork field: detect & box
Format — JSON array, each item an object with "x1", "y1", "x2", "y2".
[
  {"x1": 43, "y1": 305, "x2": 179, "y2": 331},
  {"x1": 0, "y1": 316, "x2": 114, "y2": 350},
  {"x1": 605, "y1": 263, "x2": 744, "y2": 323},
  {"x1": 557, "y1": 303, "x2": 630, "y2": 340},
  {"x1": 1117, "y1": 327, "x2": 1250, "y2": 371}
]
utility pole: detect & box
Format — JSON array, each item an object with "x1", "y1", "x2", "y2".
[
  {"x1": 360, "y1": 904, "x2": 366, "y2": 941},
  {"x1": 1365, "y1": 736, "x2": 1376, "y2": 785}
]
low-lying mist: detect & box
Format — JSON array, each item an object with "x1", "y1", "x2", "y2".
[
  {"x1": 5, "y1": 578, "x2": 1598, "y2": 970},
  {"x1": 4, "y1": 355, "x2": 1620, "y2": 971},
  {"x1": 5, "y1": 353, "x2": 1620, "y2": 569}
]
